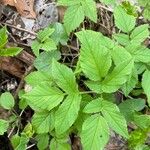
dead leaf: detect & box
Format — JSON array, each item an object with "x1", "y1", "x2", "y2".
[{"x1": 1, "y1": 0, "x2": 36, "y2": 18}]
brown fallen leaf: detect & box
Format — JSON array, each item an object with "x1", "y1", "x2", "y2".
[{"x1": 1, "y1": 0, "x2": 36, "y2": 18}]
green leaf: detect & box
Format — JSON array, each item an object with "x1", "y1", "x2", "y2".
[
  {"x1": 36, "y1": 134, "x2": 49, "y2": 150},
  {"x1": 0, "y1": 47, "x2": 22, "y2": 56},
  {"x1": 0, "y1": 119, "x2": 9, "y2": 135},
  {"x1": 101, "y1": 100, "x2": 129, "y2": 138},
  {"x1": 83, "y1": 98, "x2": 103, "y2": 113},
  {"x1": 99, "y1": 0, "x2": 116, "y2": 5},
  {"x1": 11, "y1": 135, "x2": 20, "y2": 149},
  {"x1": 113, "y1": 33, "x2": 130, "y2": 46},
  {"x1": 111, "y1": 45, "x2": 132, "y2": 65},
  {"x1": 50, "y1": 22, "x2": 68, "y2": 45},
  {"x1": 99, "y1": 35, "x2": 115, "y2": 50},
  {"x1": 31, "y1": 27, "x2": 56, "y2": 56},
  {"x1": 114, "y1": 6, "x2": 136, "y2": 32},
  {"x1": 52, "y1": 60, "x2": 78, "y2": 94},
  {"x1": 138, "y1": 0, "x2": 150, "y2": 20},
  {"x1": 81, "y1": 0, "x2": 97, "y2": 22},
  {"x1": 32, "y1": 111, "x2": 54, "y2": 134},
  {"x1": 34, "y1": 51, "x2": 61, "y2": 73},
  {"x1": 143, "y1": 7, "x2": 150, "y2": 20},
  {"x1": 23, "y1": 122, "x2": 34, "y2": 138},
  {"x1": 119, "y1": 99, "x2": 145, "y2": 121},
  {"x1": 130, "y1": 24, "x2": 149, "y2": 43},
  {"x1": 0, "y1": 27, "x2": 8, "y2": 48},
  {"x1": 18, "y1": 90, "x2": 28, "y2": 110},
  {"x1": 31, "y1": 38, "x2": 57, "y2": 56},
  {"x1": 142, "y1": 70, "x2": 150, "y2": 106},
  {"x1": 85, "y1": 81, "x2": 102, "y2": 93},
  {"x1": 23, "y1": 83, "x2": 64, "y2": 111},
  {"x1": 64, "y1": 4, "x2": 84, "y2": 33},
  {"x1": 138, "y1": 0, "x2": 149, "y2": 7},
  {"x1": 83, "y1": 99, "x2": 129, "y2": 138},
  {"x1": 37, "y1": 27, "x2": 55, "y2": 42},
  {"x1": 31, "y1": 40, "x2": 42, "y2": 56},
  {"x1": 73, "y1": 94, "x2": 92, "y2": 133},
  {"x1": 57, "y1": 0, "x2": 81, "y2": 6},
  {"x1": 135, "y1": 62, "x2": 146, "y2": 74},
  {"x1": 50, "y1": 138, "x2": 71, "y2": 150},
  {"x1": 25, "y1": 71, "x2": 53, "y2": 87},
  {"x1": 11, "y1": 134, "x2": 29, "y2": 150},
  {"x1": 81, "y1": 114, "x2": 109, "y2": 150},
  {"x1": 133, "y1": 114, "x2": 150, "y2": 129},
  {"x1": 0, "y1": 92, "x2": 14, "y2": 109},
  {"x1": 76, "y1": 30, "x2": 112, "y2": 81},
  {"x1": 101, "y1": 59, "x2": 134, "y2": 93},
  {"x1": 126, "y1": 44, "x2": 150, "y2": 63},
  {"x1": 55, "y1": 94, "x2": 81, "y2": 135},
  {"x1": 122, "y1": 68, "x2": 138, "y2": 96},
  {"x1": 41, "y1": 38, "x2": 57, "y2": 51},
  {"x1": 121, "y1": 1, "x2": 138, "y2": 17}
]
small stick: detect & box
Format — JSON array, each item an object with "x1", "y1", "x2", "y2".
[
  {"x1": 1, "y1": 22, "x2": 37, "y2": 36},
  {"x1": 26, "y1": 144, "x2": 36, "y2": 150},
  {"x1": 14, "y1": 65, "x2": 34, "y2": 100}
]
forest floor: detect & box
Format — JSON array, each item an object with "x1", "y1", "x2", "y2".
[{"x1": 0, "y1": 0, "x2": 149, "y2": 149}]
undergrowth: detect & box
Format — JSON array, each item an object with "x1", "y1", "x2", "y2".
[{"x1": 0, "y1": 0, "x2": 150, "y2": 149}]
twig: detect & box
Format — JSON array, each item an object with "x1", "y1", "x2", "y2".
[
  {"x1": 7, "y1": 126, "x2": 15, "y2": 138},
  {"x1": 1, "y1": 22, "x2": 37, "y2": 36},
  {"x1": 14, "y1": 65, "x2": 34, "y2": 100},
  {"x1": 26, "y1": 144, "x2": 36, "y2": 150},
  {"x1": 118, "y1": 90, "x2": 134, "y2": 99},
  {"x1": 61, "y1": 53, "x2": 78, "y2": 56},
  {"x1": 96, "y1": 3, "x2": 113, "y2": 12},
  {"x1": 67, "y1": 44, "x2": 79, "y2": 51}
]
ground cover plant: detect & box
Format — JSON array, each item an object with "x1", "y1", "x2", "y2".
[{"x1": 0, "y1": 0, "x2": 150, "y2": 149}]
